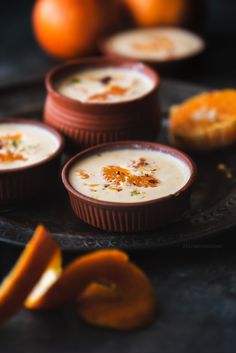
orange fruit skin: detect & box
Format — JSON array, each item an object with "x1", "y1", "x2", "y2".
[
  {"x1": 32, "y1": 0, "x2": 122, "y2": 59},
  {"x1": 25, "y1": 249, "x2": 155, "y2": 330},
  {"x1": 0, "y1": 225, "x2": 60, "y2": 324},
  {"x1": 25, "y1": 250, "x2": 129, "y2": 309},
  {"x1": 124, "y1": 0, "x2": 187, "y2": 27},
  {"x1": 77, "y1": 262, "x2": 156, "y2": 330}
]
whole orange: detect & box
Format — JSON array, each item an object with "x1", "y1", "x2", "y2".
[
  {"x1": 124, "y1": 0, "x2": 187, "y2": 27},
  {"x1": 32, "y1": 0, "x2": 121, "y2": 59}
]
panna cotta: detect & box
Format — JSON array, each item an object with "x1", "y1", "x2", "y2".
[
  {"x1": 57, "y1": 67, "x2": 154, "y2": 103},
  {"x1": 0, "y1": 123, "x2": 60, "y2": 170},
  {"x1": 103, "y1": 28, "x2": 205, "y2": 62},
  {"x1": 68, "y1": 148, "x2": 191, "y2": 203}
]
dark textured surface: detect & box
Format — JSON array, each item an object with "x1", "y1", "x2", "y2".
[
  {"x1": 0, "y1": 248, "x2": 236, "y2": 353},
  {"x1": 1, "y1": 1, "x2": 236, "y2": 352}
]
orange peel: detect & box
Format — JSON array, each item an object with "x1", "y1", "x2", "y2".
[
  {"x1": 0, "y1": 225, "x2": 60, "y2": 324},
  {"x1": 25, "y1": 246, "x2": 62, "y2": 308},
  {"x1": 24, "y1": 249, "x2": 128, "y2": 309},
  {"x1": 25, "y1": 249, "x2": 155, "y2": 330},
  {"x1": 77, "y1": 261, "x2": 156, "y2": 330}
]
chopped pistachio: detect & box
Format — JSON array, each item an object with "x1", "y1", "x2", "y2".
[
  {"x1": 12, "y1": 140, "x2": 19, "y2": 148},
  {"x1": 72, "y1": 78, "x2": 81, "y2": 84},
  {"x1": 131, "y1": 190, "x2": 141, "y2": 197}
]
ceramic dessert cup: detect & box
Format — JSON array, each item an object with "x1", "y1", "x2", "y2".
[
  {"x1": 100, "y1": 28, "x2": 205, "y2": 74},
  {"x1": 44, "y1": 57, "x2": 161, "y2": 149},
  {"x1": 62, "y1": 141, "x2": 196, "y2": 233},
  {"x1": 0, "y1": 118, "x2": 64, "y2": 210}
]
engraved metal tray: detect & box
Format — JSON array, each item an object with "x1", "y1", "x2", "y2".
[{"x1": 0, "y1": 79, "x2": 235, "y2": 251}]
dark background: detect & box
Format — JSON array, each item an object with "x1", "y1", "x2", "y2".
[
  {"x1": 1, "y1": 0, "x2": 236, "y2": 87},
  {"x1": 1, "y1": 1, "x2": 236, "y2": 353}
]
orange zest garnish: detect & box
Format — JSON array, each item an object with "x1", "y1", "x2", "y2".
[
  {"x1": 132, "y1": 36, "x2": 174, "y2": 53},
  {"x1": 0, "y1": 151, "x2": 26, "y2": 163},
  {"x1": 103, "y1": 166, "x2": 130, "y2": 183},
  {"x1": 77, "y1": 169, "x2": 89, "y2": 179},
  {"x1": 0, "y1": 134, "x2": 22, "y2": 141},
  {"x1": 129, "y1": 174, "x2": 159, "y2": 188},
  {"x1": 0, "y1": 225, "x2": 60, "y2": 324},
  {"x1": 132, "y1": 157, "x2": 148, "y2": 169},
  {"x1": 25, "y1": 249, "x2": 155, "y2": 331},
  {"x1": 0, "y1": 134, "x2": 26, "y2": 163},
  {"x1": 89, "y1": 85, "x2": 128, "y2": 101},
  {"x1": 109, "y1": 85, "x2": 128, "y2": 95},
  {"x1": 103, "y1": 165, "x2": 159, "y2": 188}
]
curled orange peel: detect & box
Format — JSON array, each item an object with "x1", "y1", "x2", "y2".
[
  {"x1": 0, "y1": 223, "x2": 155, "y2": 330},
  {"x1": 77, "y1": 261, "x2": 156, "y2": 330},
  {"x1": 24, "y1": 249, "x2": 129, "y2": 309},
  {"x1": 0, "y1": 225, "x2": 60, "y2": 324},
  {"x1": 24, "y1": 249, "x2": 155, "y2": 330}
]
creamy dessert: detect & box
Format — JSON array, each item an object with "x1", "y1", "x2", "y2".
[
  {"x1": 57, "y1": 67, "x2": 154, "y2": 103},
  {"x1": 68, "y1": 149, "x2": 190, "y2": 203},
  {"x1": 0, "y1": 123, "x2": 60, "y2": 170},
  {"x1": 104, "y1": 28, "x2": 205, "y2": 62}
]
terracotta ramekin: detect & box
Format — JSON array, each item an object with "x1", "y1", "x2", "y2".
[
  {"x1": 62, "y1": 141, "x2": 196, "y2": 233},
  {"x1": 100, "y1": 28, "x2": 206, "y2": 75},
  {"x1": 44, "y1": 57, "x2": 161, "y2": 149},
  {"x1": 0, "y1": 118, "x2": 64, "y2": 210}
]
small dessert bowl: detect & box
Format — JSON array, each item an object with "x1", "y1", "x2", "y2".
[
  {"x1": 44, "y1": 57, "x2": 161, "y2": 149},
  {"x1": 0, "y1": 118, "x2": 64, "y2": 209},
  {"x1": 62, "y1": 141, "x2": 196, "y2": 233},
  {"x1": 100, "y1": 27, "x2": 205, "y2": 74}
]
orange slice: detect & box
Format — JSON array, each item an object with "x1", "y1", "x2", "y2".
[
  {"x1": 168, "y1": 89, "x2": 236, "y2": 151},
  {"x1": 0, "y1": 225, "x2": 60, "y2": 324},
  {"x1": 24, "y1": 249, "x2": 155, "y2": 330},
  {"x1": 24, "y1": 249, "x2": 129, "y2": 309}
]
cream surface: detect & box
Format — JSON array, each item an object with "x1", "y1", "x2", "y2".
[
  {"x1": 0, "y1": 124, "x2": 60, "y2": 170},
  {"x1": 69, "y1": 149, "x2": 190, "y2": 203},
  {"x1": 57, "y1": 67, "x2": 154, "y2": 103},
  {"x1": 105, "y1": 28, "x2": 204, "y2": 61}
]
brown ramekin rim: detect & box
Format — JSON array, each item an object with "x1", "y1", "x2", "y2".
[
  {"x1": 62, "y1": 140, "x2": 197, "y2": 209},
  {"x1": 0, "y1": 118, "x2": 64, "y2": 175},
  {"x1": 46, "y1": 56, "x2": 160, "y2": 111},
  {"x1": 99, "y1": 27, "x2": 206, "y2": 66}
]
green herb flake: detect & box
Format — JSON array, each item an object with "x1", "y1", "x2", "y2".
[
  {"x1": 12, "y1": 140, "x2": 19, "y2": 148},
  {"x1": 72, "y1": 78, "x2": 81, "y2": 84},
  {"x1": 131, "y1": 190, "x2": 141, "y2": 197}
]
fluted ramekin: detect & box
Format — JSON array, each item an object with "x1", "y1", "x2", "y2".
[
  {"x1": 62, "y1": 141, "x2": 196, "y2": 233},
  {"x1": 44, "y1": 57, "x2": 161, "y2": 149},
  {"x1": 0, "y1": 118, "x2": 64, "y2": 210}
]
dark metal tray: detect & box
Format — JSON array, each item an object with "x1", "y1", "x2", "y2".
[{"x1": 1, "y1": 79, "x2": 236, "y2": 251}]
